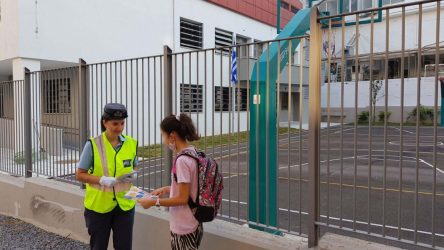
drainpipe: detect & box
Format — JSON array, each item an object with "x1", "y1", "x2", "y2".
[
  {"x1": 277, "y1": 0, "x2": 281, "y2": 34},
  {"x1": 172, "y1": 0, "x2": 175, "y2": 50}
]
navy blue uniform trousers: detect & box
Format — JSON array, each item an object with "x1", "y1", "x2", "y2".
[{"x1": 84, "y1": 206, "x2": 135, "y2": 250}]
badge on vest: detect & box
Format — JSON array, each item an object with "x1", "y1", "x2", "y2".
[{"x1": 123, "y1": 159, "x2": 132, "y2": 168}]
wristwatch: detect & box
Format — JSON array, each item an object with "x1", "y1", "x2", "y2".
[{"x1": 155, "y1": 197, "x2": 161, "y2": 208}]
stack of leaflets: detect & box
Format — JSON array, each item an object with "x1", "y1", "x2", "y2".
[{"x1": 124, "y1": 186, "x2": 148, "y2": 200}]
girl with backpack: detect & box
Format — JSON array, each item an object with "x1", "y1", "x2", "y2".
[{"x1": 138, "y1": 113, "x2": 205, "y2": 250}]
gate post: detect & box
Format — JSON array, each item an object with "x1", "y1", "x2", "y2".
[
  {"x1": 308, "y1": 7, "x2": 322, "y2": 248},
  {"x1": 24, "y1": 68, "x2": 32, "y2": 178},
  {"x1": 163, "y1": 46, "x2": 173, "y2": 184},
  {"x1": 248, "y1": 8, "x2": 311, "y2": 235},
  {"x1": 79, "y1": 59, "x2": 88, "y2": 188},
  {"x1": 79, "y1": 59, "x2": 89, "y2": 150}
]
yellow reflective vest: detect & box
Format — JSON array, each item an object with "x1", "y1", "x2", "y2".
[{"x1": 84, "y1": 133, "x2": 137, "y2": 213}]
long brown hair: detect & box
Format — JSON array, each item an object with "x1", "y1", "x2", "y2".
[{"x1": 160, "y1": 113, "x2": 199, "y2": 142}]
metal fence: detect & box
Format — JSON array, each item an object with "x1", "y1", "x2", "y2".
[
  {"x1": 86, "y1": 55, "x2": 168, "y2": 189},
  {"x1": 164, "y1": 37, "x2": 310, "y2": 236},
  {"x1": 80, "y1": 37, "x2": 311, "y2": 236},
  {"x1": 25, "y1": 68, "x2": 80, "y2": 182},
  {"x1": 0, "y1": 1, "x2": 443, "y2": 248},
  {"x1": 314, "y1": 0, "x2": 444, "y2": 248},
  {"x1": 0, "y1": 80, "x2": 26, "y2": 176},
  {"x1": 0, "y1": 37, "x2": 311, "y2": 236}
]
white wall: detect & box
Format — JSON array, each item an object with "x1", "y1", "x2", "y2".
[
  {"x1": 322, "y1": 2, "x2": 443, "y2": 123},
  {"x1": 11, "y1": 0, "x2": 284, "y2": 145},
  {"x1": 173, "y1": 0, "x2": 277, "y2": 52},
  {"x1": 15, "y1": 0, "x2": 278, "y2": 64},
  {"x1": 17, "y1": 0, "x2": 174, "y2": 64},
  {"x1": 167, "y1": 0, "x2": 281, "y2": 139},
  {"x1": 0, "y1": 0, "x2": 19, "y2": 61},
  {"x1": 322, "y1": 77, "x2": 440, "y2": 108},
  {"x1": 329, "y1": 3, "x2": 444, "y2": 55}
]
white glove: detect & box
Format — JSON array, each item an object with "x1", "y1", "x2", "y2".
[{"x1": 100, "y1": 176, "x2": 117, "y2": 187}]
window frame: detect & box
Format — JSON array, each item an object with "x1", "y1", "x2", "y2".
[
  {"x1": 214, "y1": 86, "x2": 231, "y2": 112},
  {"x1": 180, "y1": 18, "x2": 203, "y2": 50},
  {"x1": 235, "y1": 35, "x2": 250, "y2": 59},
  {"x1": 180, "y1": 83, "x2": 204, "y2": 113},
  {"x1": 234, "y1": 87, "x2": 248, "y2": 112},
  {"x1": 280, "y1": 1, "x2": 290, "y2": 10},
  {"x1": 215, "y1": 28, "x2": 233, "y2": 55},
  {"x1": 43, "y1": 78, "x2": 72, "y2": 114}
]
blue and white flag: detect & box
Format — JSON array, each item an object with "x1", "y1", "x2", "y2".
[{"x1": 231, "y1": 49, "x2": 237, "y2": 84}]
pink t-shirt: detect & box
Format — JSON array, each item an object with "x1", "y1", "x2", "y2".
[{"x1": 169, "y1": 147, "x2": 199, "y2": 235}]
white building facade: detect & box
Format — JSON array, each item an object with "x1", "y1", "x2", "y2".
[
  {"x1": 320, "y1": 0, "x2": 444, "y2": 123},
  {"x1": 0, "y1": 0, "x2": 307, "y2": 153}
]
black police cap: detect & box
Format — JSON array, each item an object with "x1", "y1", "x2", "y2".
[{"x1": 103, "y1": 103, "x2": 128, "y2": 119}]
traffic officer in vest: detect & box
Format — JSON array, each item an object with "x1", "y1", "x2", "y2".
[{"x1": 76, "y1": 103, "x2": 138, "y2": 250}]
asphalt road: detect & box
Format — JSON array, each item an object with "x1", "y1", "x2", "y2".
[
  {"x1": 53, "y1": 124, "x2": 444, "y2": 249},
  {"x1": 135, "y1": 125, "x2": 444, "y2": 248}
]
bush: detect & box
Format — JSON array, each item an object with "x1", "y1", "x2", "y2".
[
  {"x1": 378, "y1": 111, "x2": 392, "y2": 122},
  {"x1": 407, "y1": 105, "x2": 434, "y2": 124},
  {"x1": 358, "y1": 111, "x2": 369, "y2": 123},
  {"x1": 13, "y1": 149, "x2": 46, "y2": 165}
]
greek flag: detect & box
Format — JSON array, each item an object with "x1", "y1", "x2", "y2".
[{"x1": 231, "y1": 48, "x2": 237, "y2": 84}]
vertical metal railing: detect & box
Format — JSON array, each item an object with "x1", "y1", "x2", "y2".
[
  {"x1": 164, "y1": 46, "x2": 173, "y2": 184},
  {"x1": 162, "y1": 37, "x2": 309, "y2": 235},
  {"x1": 308, "y1": 7, "x2": 322, "y2": 247},
  {"x1": 24, "y1": 69, "x2": 32, "y2": 178},
  {"x1": 432, "y1": 2, "x2": 441, "y2": 247},
  {"x1": 316, "y1": 0, "x2": 443, "y2": 248},
  {"x1": 84, "y1": 55, "x2": 165, "y2": 190},
  {"x1": 79, "y1": 59, "x2": 89, "y2": 159},
  {"x1": 0, "y1": 80, "x2": 25, "y2": 177},
  {"x1": 28, "y1": 66, "x2": 81, "y2": 183},
  {"x1": 414, "y1": 4, "x2": 423, "y2": 244},
  {"x1": 397, "y1": 6, "x2": 405, "y2": 241}
]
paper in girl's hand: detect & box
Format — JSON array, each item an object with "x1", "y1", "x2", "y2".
[{"x1": 124, "y1": 186, "x2": 149, "y2": 200}]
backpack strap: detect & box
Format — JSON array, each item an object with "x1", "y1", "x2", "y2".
[
  {"x1": 172, "y1": 150, "x2": 199, "y2": 179},
  {"x1": 172, "y1": 149, "x2": 200, "y2": 209}
]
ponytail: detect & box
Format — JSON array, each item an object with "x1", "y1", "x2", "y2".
[{"x1": 160, "y1": 113, "x2": 199, "y2": 142}]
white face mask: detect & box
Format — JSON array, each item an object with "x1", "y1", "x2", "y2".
[{"x1": 168, "y1": 141, "x2": 176, "y2": 152}]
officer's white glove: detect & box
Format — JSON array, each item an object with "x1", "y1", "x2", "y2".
[{"x1": 99, "y1": 176, "x2": 117, "y2": 187}]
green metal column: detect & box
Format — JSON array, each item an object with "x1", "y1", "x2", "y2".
[{"x1": 248, "y1": 8, "x2": 311, "y2": 233}]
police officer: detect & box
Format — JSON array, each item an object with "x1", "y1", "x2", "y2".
[{"x1": 76, "y1": 103, "x2": 138, "y2": 250}]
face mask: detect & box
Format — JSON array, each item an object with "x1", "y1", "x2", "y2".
[{"x1": 168, "y1": 141, "x2": 176, "y2": 152}]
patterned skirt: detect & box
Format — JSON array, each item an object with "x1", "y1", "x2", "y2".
[{"x1": 170, "y1": 224, "x2": 203, "y2": 250}]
